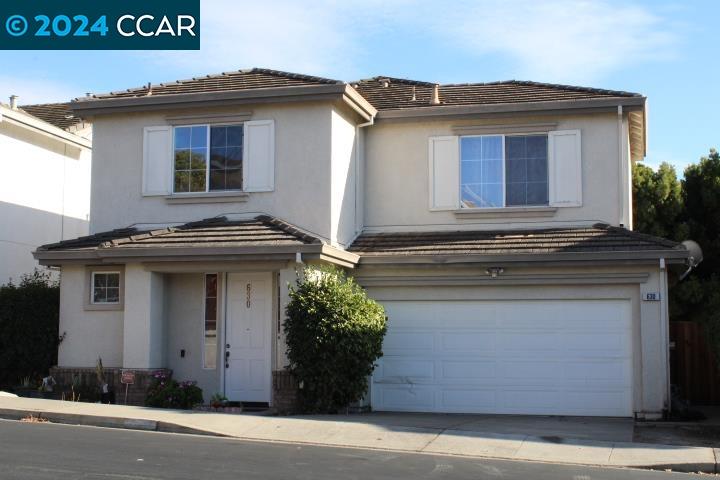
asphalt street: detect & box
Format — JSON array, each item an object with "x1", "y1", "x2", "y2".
[{"x1": 0, "y1": 419, "x2": 701, "y2": 479}]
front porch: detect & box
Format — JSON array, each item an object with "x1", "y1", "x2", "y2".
[{"x1": 35, "y1": 215, "x2": 358, "y2": 407}]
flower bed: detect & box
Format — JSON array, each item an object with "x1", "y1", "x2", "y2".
[{"x1": 145, "y1": 371, "x2": 203, "y2": 409}]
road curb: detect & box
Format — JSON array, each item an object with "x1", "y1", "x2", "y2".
[
  {"x1": 0, "y1": 408, "x2": 224, "y2": 438},
  {"x1": 0, "y1": 407, "x2": 716, "y2": 474}
]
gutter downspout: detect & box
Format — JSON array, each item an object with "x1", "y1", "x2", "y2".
[
  {"x1": 659, "y1": 257, "x2": 671, "y2": 415},
  {"x1": 617, "y1": 105, "x2": 625, "y2": 227},
  {"x1": 354, "y1": 116, "x2": 375, "y2": 242}
]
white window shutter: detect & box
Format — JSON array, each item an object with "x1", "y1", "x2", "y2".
[
  {"x1": 548, "y1": 129, "x2": 582, "y2": 207},
  {"x1": 142, "y1": 126, "x2": 172, "y2": 196},
  {"x1": 243, "y1": 120, "x2": 275, "y2": 192},
  {"x1": 428, "y1": 135, "x2": 459, "y2": 210}
]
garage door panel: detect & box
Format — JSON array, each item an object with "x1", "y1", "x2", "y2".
[
  {"x1": 385, "y1": 302, "x2": 498, "y2": 329},
  {"x1": 441, "y1": 360, "x2": 497, "y2": 380},
  {"x1": 372, "y1": 298, "x2": 633, "y2": 416},
  {"x1": 440, "y1": 332, "x2": 496, "y2": 352},
  {"x1": 382, "y1": 332, "x2": 434, "y2": 354},
  {"x1": 373, "y1": 386, "x2": 435, "y2": 410},
  {"x1": 380, "y1": 358, "x2": 434, "y2": 380}
]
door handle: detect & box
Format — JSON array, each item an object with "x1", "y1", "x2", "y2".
[{"x1": 225, "y1": 351, "x2": 230, "y2": 358}]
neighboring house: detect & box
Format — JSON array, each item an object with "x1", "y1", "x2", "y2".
[
  {"x1": 34, "y1": 69, "x2": 694, "y2": 419},
  {"x1": 0, "y1": 99, "x2": 91, "y2": 284}
]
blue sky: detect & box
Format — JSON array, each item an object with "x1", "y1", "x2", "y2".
[{"x1": 1, "y1": 0, "x2": 716, "y2": 172}]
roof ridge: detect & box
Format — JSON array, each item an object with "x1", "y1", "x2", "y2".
[
  {"x1": 79, "y1": 68, "x2": 343, "y2": 100},
  {"x1": 19, "y1": 101, "x2": 72, "y2": 108},
  {"x1": 441, "y1": 80, "x2": 641, "y2": 97},
  {"x1": 354, "y1": 76, "x2": 436, "y2": 87},
  {"x1": 596, "y1": 224, "x2": 683, "y2": 249},
  {"x1": 248, "y1": 67, "x2": 342, "y2": 84},
  {"x1": 256, "y1": 215, "x2": 321, "y2": 244}
]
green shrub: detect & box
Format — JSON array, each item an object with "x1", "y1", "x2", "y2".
[
  {"x1": 0, "y1": 270, "x2": 61, "y2": 389},
  {"x1": 145, "y1": 372, "x2": 203, "y2": 409},
  {"x1": 284, "y1": 266, "x2": 387, "y2": 413}
]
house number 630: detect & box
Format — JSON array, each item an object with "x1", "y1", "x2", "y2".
[{"x1": 246, "y1": 283, "x2": 252, "y2": 308}]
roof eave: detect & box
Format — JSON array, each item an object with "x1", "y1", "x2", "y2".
[
  {"x1": 374, "y1": 96, "x2": 647, "y2": 121},
  {"x1": 34, "y1": 242, "x2": 360, "y2": 268},
  {"x1": 70, "y1": 84, "x2": 353, "y2": 117},
  {"x1": 354, "y1": 249, "x2": 689, "y2": 266},
  {"x1": 0, "y1": 105, "x2": 91, "y2": 149}
]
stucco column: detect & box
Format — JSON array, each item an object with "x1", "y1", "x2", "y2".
[
  {"x1": 638, "y1": 267, "x2": 668, "y2": 417},
  {"x1": 123, "y1": 263, "x2": 165, "y2": 369}
]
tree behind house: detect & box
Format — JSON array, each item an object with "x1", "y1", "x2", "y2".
[{"x1": 632, "y1": 149, "x2": 720, "y2": 365}]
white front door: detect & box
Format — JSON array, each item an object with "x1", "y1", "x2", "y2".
[
  {"x1": 224, "y1": 273, "x2": 272, "y2": 402},
  {"x1": 372, "y1": 298, "x2": 633, "y2": 416}
]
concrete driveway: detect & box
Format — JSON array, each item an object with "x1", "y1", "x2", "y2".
[{"x1": 302, "y1": 412, "x2": 634, "y2": 443}]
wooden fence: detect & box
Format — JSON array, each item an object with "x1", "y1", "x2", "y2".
[{"x1": 670, "y1": 321, "x2": 720, "y2": 405}]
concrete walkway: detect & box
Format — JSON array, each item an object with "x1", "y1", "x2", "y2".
[{"x1": 0, "y1": 396, "x2": 717, "y2": 473}]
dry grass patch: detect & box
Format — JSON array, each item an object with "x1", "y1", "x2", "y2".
[{"x1": 20, "y1": 414, "x2": 49, "y2": 423}]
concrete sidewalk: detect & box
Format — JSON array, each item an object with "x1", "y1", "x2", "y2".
[{"x1": 0, "y1": 396, "x2": 717, "y2": 473}]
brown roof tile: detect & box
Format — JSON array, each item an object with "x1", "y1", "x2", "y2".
[
  {"x1": 349, "y1": 224, "x2": 683, "y2": 257},
  {"x1": 20, "y1": 102, "x2": 82, "y2": 130},
  {"x1": 39, "y1": 215, "x2": 320, "y2": 252},
  {"x1": 84, "y1": 68, "x2": 342, "y2": 100},
  {"x1": 352, "y1": 77, "x2": 642, "y2": 111}
]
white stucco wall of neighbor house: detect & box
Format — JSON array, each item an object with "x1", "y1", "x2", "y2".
[
  {"x1": 363, "y1": 113, "x2": 629, "y2": 232},
  {"x1": 89, "y1": 102, "x2": 337, "y2": 241},
  {"x1": 0, "y1": 120, "x2": 91, "y2": 284}
]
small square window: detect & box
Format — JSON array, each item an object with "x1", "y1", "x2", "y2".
[{"x1": 91, "y1": 272, "x2": 121, "y2": 305}]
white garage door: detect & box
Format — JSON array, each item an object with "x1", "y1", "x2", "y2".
[{"x1": 372, "y1": 299, "x2": 633, "y2": 416}]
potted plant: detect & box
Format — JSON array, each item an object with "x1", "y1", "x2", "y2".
[
  {"x1": 38, "y1": 375, "x2": 56, "y2": 399},
  {"x1": 209, "y1": 393, "x2": 228, "y2": 410},
  {"x1": 96, "y1": 357, "x2": 115, "y2": 404}
]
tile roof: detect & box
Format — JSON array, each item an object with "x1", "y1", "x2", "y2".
[
  {"x1": 84, "y1": 68, "x2": 342, "y2": 100},
  {"x1": 20, "y1": 103, "x2": 82, "y2": 130},
  {"x1": 39, "y1": 215, "x2": 320, "y2": 252},
  {"x1": 351, "y1": 78, "x2": 642, "y2": 111},
  {"x1": 70, "y1": 67, "x2": 643, "y2": 112},
  {"x1": 349, "y1": 224, "x2": 684, "y2": 257}
]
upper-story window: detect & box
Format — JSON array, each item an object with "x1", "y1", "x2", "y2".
[
  {"x1": 460, "y1": 134, "x2": 548, "y2": 208},
  {"x1": 173, "y1": 125, "x2": 244, "y2": 193}
]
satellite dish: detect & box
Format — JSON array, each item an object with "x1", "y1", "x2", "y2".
[{"x1": 681, "y1": 240, "x2": 703, "y2": 267}]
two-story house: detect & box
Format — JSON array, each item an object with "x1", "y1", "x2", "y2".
[
  {"x1": 0, "y1": 99, "x2": 91, "y2": 284},
  {"x1": 34, "y1": 69, "x2": 692, "y2": 418}
]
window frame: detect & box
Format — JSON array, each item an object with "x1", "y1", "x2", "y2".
[
  {"x1": 172, "y1": 123, "x2": 244, "y2": 194},
  {"x1": 89, "y1": 271, "x2": 121, "y2": 305},
  {"x1": 202, "y1": 273, "x2": 219, "y2": 370},
  {"x1": 459, "y1": 132, "x2": 549, "y2": 209}
]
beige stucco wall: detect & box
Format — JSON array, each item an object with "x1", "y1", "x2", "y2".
[
  {"x1": 89, "y1": 102, "x2": 336, "y2": 240},
  {"x1": 330, "y1": 106, "x2": 359, "y2": 247},
  {"x1": 57, "y1": 265, "x2": 123, "y2": 368},
  {"x1": 354, "y1": 262, "x2": 669, "y2": 416},
  {"x1": 164, "y1": 273, "x2": 222, "y2": 401},
  {"x1": 363, "y1": 113, "x2": 629, "y2": 232}
]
